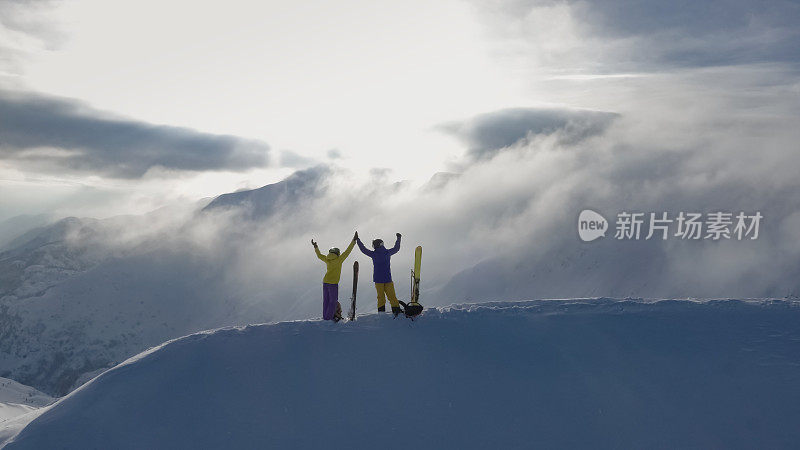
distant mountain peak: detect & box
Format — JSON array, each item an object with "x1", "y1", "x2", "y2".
[{"x1": 201, "y1": 166, "x2": 330, "y2": 219}]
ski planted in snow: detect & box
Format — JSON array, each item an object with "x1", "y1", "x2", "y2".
[
  {"x1": 412, "y1": 246, "x2": 421, "y2": 302},
  {"x1": 348, "y1": 261, "x2": 359, "y2": 321},
  {"x1": 399, "y1": 246, "x2": 424, "y2": 319}
]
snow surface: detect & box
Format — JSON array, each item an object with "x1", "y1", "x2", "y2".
[
  {"x1": 0, "y1": 378, "x2": 53, "y2": 447},
  {"x1": 5, "y1": 298, "x2": 800, "y2": 449}
]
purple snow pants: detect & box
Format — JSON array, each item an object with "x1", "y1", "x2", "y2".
[{"x1": 322, "y1": 283, "x2": 339, "y2": 320}]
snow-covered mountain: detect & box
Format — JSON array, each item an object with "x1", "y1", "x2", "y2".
[
  {"x1": 0, "y1": 215, "x2": 53, "y2": 252},
  {"x1": 5, "y1": 299, "x2": 800, "y2": 449},
  {"x1": 201, "y1": 166, "x2": 329, "y2": 219},
  {"x1": 0, "y1": 217, "x2": 106, "y2": 301},
  {"x1": 0, "y1": 202, "x2": 278, "y2": 396},
  {"x1": 2, "y1": 163, "x2": 798, "y2": 400},
  {"x1": 0, "y1": 167, "x2": 351, "y2": 397}
]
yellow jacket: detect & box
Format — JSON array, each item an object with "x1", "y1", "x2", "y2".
[{"x1": 315, "y1": 239, "x2": 356, "y2": 284}]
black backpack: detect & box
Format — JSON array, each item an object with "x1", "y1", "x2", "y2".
[{"x1": 398, "y1": 300, "x2": 423, "y2": 318}]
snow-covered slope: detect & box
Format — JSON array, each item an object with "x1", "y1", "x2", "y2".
[
  {"x1": 5, "y1": 299, "x2": 800, "y2": 449},
  {"x1": 0, "y1": 244, "x2": 277, "y2": 396},
  {"x1": 0, "y1": 203, "x2": 278, "y2": 396},
  {"x1": 0, "y1": 378, "x2": 53, "y2": 447},
  {"x1": 0, "y1": 378, "x2": 52, "y2": 409}
]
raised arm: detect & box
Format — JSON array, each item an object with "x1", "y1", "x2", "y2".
[
  {"x1": 312, "y1": 239, "x2": 325, "y2": 261},
  {"x1": 356, "y1": 238, "x2": 374, "y2": 257},
  {"x1": 388, "y1": 233, "x2": 401, "y2": 255},
  {"x1": 340, "y1": 237, "x2": 357, "y2": 260}
]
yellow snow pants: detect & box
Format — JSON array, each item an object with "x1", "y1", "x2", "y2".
[{"x1": 375, "y1": 282, "x2": 400, "y2": 309}]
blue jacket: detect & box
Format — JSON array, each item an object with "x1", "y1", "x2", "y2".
[{"x1": 357, "y1": 236, "x2": 400, "y2": 283}]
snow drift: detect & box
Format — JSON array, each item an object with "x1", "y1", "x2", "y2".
[{"x1": 5, "y1": 299, "x2": 800, "y2": 449}]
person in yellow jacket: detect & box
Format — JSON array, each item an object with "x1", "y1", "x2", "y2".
[{"x1": 312, "y1": 231, "x2": 357, "y2": 321}]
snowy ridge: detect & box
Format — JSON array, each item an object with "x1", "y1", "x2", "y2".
[{"x1": 5, "y1": 298, "x2": 800, "y2": 449}]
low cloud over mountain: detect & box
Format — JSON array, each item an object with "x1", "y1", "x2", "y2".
[
  {"x1": 438, "y1": 107, "x2": 618, "y2": 161},
  {"x1": 0, "y1": 90, "x2": 272, "y2": 178}
]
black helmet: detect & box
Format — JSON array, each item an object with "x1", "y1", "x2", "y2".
[
  {"x1": 329, "y1": 247, "x2": 340, "y2": 255},
  {"x1": 372, "y1": 239, "x2": 383, "y2": 249}
]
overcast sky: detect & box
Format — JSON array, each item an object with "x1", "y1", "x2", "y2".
[{"x1": 1, "y1": 0, "x2": 799, "y2": 221}]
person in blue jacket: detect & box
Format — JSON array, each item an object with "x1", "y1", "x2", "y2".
[{"x1": 356, "y1": 232, "x2": 402, "y2": 315}]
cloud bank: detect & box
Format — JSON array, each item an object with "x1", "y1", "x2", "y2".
[
  {"x1": 0, "y1": 90, "x2": 272, "y2": 178},
  {"x1": 474, "y1": 0, "x2": 800, "y2": 72},
  {"x1": 438, "y1": 107, "x2": 618, "y2": 160}
]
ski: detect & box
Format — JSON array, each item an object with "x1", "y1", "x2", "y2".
[
  {"x1": 413, "y1": 246, "x2": 421, "y2": 301},
  {"x1": 348, "y1": 261, "x2": 359, "y2": 321},
  {"x1": 401, "y1": 246, "x2": 424, "y2": 319}
]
